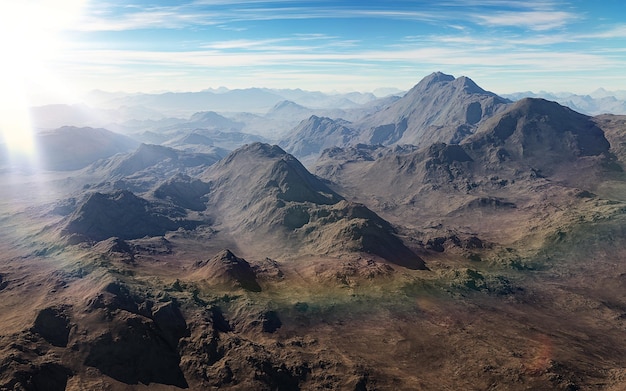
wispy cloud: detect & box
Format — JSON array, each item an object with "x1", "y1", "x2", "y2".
[
  {"x1": 16, "y1": 0, "x2": 626, "y2": 94},
  {"x1": 55, "y1": 42, "x2": 617, "y2": 75},
  {"x1": 473, "y1": 10, "x2": 578, "y2": 31},
  {"x1": 578, "y1": 25, "x2": 626, "y2": 39},
  {"x1": 71, "y1": 1, "x2": 579, "y2": 33},
  {"x1": 74, "y1": 3, "x2": 222, "y2": 31}
]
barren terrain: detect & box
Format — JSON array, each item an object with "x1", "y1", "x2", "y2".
[{"x1": 1, "y1": 74, "x2": 626, "y2": 390}]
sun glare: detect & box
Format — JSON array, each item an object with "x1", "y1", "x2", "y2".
[{"x1": 0, "y1": 1, "x2": 86, "y2": 163}]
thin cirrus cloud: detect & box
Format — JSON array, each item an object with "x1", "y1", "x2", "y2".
[
  {"x1": 72, "y1": 1, "x2": 572, "y2": 32},
  {"x1": 15, "y1": 0, "x2": 626, "y2": 95},
  {"x1": 59, "y1": 42, "x2": 615, "y2": 74},
  {"x1": 473, "y1": 10, "x2": 578, "y2": 31}
]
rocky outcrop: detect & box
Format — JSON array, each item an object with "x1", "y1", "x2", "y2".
[
  {"x1": 192, "y1": 249, "x2": 262, "y2": 292},
  {"x1": 31, "y1": 306, "x2": 72, "y2": 348},
  {"x1": 84, "y1": 311, "x2": 189, "y2": 387}
]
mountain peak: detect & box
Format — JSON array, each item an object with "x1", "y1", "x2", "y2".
[
  {"x1": 412, "y1": 73, "x2": 489, "y2": 96},
  {"x1": 353, "y1": 72, "x2": 509, "y2": 147},
  {"x1": 203, "y1": 142, "x2": 343, "y2": 214},
  {"x1": 215, "y1": 248, "x2": 237, "y2": 260},
  {"x1": 192, "y1": 249, "x2": 261, "y2": 292},
  {"x1": 421, "y1": 71, "x2": 456, "y2": 86},
  {"x1": 223, "y1": 142, "x2": 287, "y2": 162},
  {"x1": 508, "y1": 97, "x2": 568, "y2": 114},
  {"x1": 454, "y1": 76, "x2": 486, "y2": 94},
  {"x1": 189, "y1": 110, "x2": 225, "y2": 122},
  {"x1": 270, "y1": 100, "x2": 306, "y2": 111}
]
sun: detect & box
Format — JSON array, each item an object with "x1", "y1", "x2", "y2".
[{"x1": 0, "y1": 1, "x2": 86, "y2": 161}]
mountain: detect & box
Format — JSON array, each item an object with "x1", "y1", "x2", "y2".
[
  {"x1": 161, "y1": 128, "x2": 265, "y2": 152},
  {"x1": 82, "y1": 143, "x2": 226, "y2": 195},
  {"x1": 36, "y1": 126, "x2": 139, "y2": 171},
  {"x1": 109, "y1": 88, "x2": 287, "y2": 115},
  {"x1": 59, "y1": 141, "x2": 425, "y2": 267},
  {"x1": 264, "y1": 99, "x2": 371, "y2": 133},
  {"x1": 185, "y1": 111, "x2": 244, "y2": 131},
  {"x1": 201, "y1": 142, "x2": 341, "y2": 213},
  {"x1": 5, "y1": 74, "x2": 626, "y2": 391},
  {"x1": 89, "y1": 143, "x2": 223, "y2": 179},
  {"x1": 266, "y1": 100, "x2": 313, "y2": 119},
  {"x1": 91, "y1": 87, "x2": 382, "y2": 117},
  {"x1": 315, "y1": 97, "x2": 618, "y2": 250},
  {"x1": 153, "y1": 174, "x2": 212, "y2": 211},
  {"x1": 273, "y1": 72, "x2": 510, "y2": 158},
  {"x1": 319, "y1": 97, "x2": 612, "y2": 189},
  {"x1": 278, "y1": 116, "x2": 356, "y2": 163},
  {"x1": 465, "y1": 98, "x2": 611, "y2": 176},
  {"x1": 61, "y1": 190, "x2": 196, "y2": 243},
  {"x1": 353, "y1": 72, "x2": 510, "y2": 147},
  {"x1": 190, "y1": 249, "x2": 262, "y2": 292},
  {"x1": 200, "y1": 142, "x2": 425, "y2": 267}
]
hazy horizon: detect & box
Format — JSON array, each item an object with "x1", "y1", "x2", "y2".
[
  {"x1": 20, "y1": 73, "x2": 626, "y2": 110},
  {"x1": 2, "y1": 1, "x2": 626, "y2": 154}
]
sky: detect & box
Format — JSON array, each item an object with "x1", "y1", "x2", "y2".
[{"x1": 1, "y1": 0, "x2": 626, "y2": 104}]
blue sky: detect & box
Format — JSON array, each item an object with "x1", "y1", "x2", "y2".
[{"x1": 2, "y1": 0, "x2": 626, "y2": 100}]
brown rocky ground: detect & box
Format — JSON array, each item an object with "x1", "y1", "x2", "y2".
[
  {"x1": 1, "y1": 182, "x2": 626, "y2": 390},
  {"x1": 1, "y1": 112, "x2": 626, "y2": 389}
]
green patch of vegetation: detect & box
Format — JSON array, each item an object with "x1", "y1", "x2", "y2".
[{"x1": 486, "y1": 248, "x2": 547, "y2": 271}]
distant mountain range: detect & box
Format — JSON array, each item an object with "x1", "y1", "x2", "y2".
[
  {"x1": 16, "y1": 72, "x2": 626, "y2": 171},
  {"x1": 25, "y1": 75, "x2": 626, "y2": 169},
  {"x1": 503, "y1": 88, "x2": 626, "y2": 115}
]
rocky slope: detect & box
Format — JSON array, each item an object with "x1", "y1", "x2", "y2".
[
  {"x1": 315, "y1": 97, "x2": 622, "y2": 250},
  {"x1": 279, "y1": 116, "x2": 356, "y2": 162},
  {"x1": 83, "y1": 143, "x2": 225, "y2": 194},
  {"x1": 61, "y1": 190, "x2": 197, "y2": 243},
  {"x1": 352, "y1": 71, "x2": 510, "y2": 147},
  {"x1": 200, "y1": 142, "x2": 425, "y2": 267}
]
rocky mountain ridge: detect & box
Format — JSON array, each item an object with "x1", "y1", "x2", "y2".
[{"x1": 279, "y1": 72, "x2": 511, "y2": 162}]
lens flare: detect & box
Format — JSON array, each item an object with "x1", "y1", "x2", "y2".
[{"x1": 0, "y1": 1, "x2": 87, "y2": 167}]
